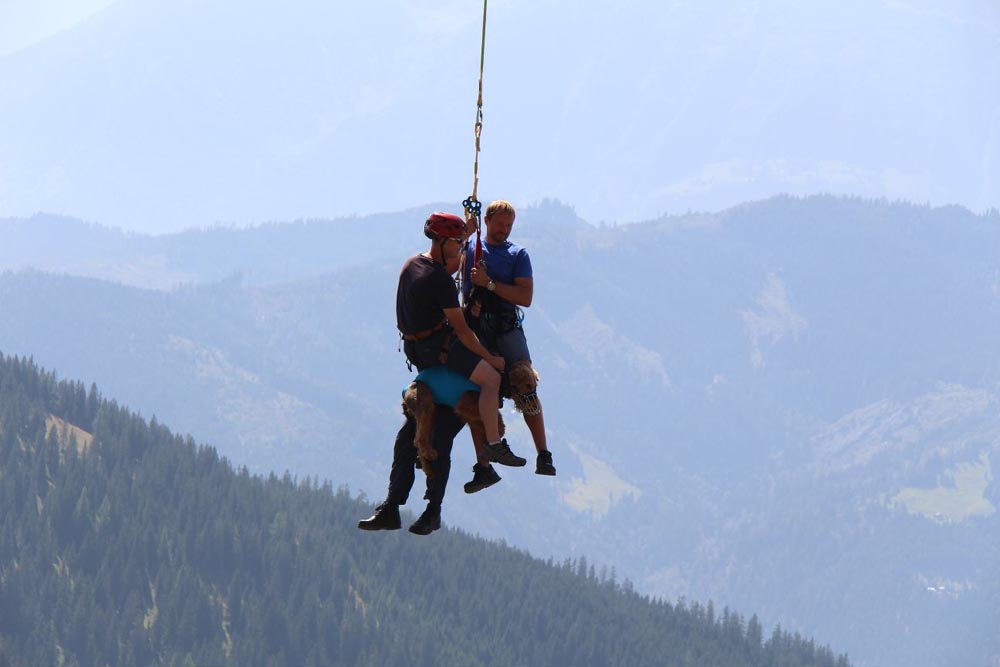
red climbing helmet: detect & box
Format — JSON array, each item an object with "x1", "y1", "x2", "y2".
[{"x1": 424, "y1": 212, "x2": 467, "y2": 240}]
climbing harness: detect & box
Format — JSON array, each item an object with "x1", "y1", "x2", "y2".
[
  {"x1": 400, "y1": 320, "x2": 447, "y2": 342},
  {"x1": 483, "y1": 307, "x2": 524, "y2": 335}
]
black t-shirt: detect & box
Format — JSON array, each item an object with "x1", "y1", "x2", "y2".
[{"x1": 396, "y1": 254, "x2": 459, "y2": 335}]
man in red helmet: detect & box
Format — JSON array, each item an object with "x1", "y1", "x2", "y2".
[{"x1": 359, "y1": 211, "x2": 525, "y2": 535}]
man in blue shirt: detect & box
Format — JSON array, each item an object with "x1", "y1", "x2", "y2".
[{"x1": 462, "y1": 200, "x2": 556, "y2": 490}]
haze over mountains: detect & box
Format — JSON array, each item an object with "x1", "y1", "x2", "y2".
[
  {"x1": 2, "y1": 195, "x2": 999, "y2": 667},
  {"x1": 3, "y1": 0, "x2": 999, "y2": 663},
  {"x1": 1, "y1": 0, "x2": 997, "y2": 231}
]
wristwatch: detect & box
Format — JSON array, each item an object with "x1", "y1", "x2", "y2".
[{"x1": 486, "y1": 279, "x2": 496, "y2": 292}]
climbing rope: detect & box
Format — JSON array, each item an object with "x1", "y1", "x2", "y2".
[{"x1": 462, "y1": 0, "x2": 489, "y2": 274}]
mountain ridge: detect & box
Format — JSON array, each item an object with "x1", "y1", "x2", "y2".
[{"x1": 2, "y1": 194, "x2": 999, "y2": 666}]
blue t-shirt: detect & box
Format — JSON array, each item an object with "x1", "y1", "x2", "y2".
[{"x1": 462, "y1": 240, "x2": 533, "y2": 309}]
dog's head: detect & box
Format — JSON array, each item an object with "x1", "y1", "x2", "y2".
[{"x1": 508, "y1": 361, "x2": 541, "y2": 415}]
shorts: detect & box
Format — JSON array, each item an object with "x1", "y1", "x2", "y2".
[
  {"x1": 493, "y1": 326, "x2": 531, "y2": 365},
  {"x1": 476, "y1": 316, "x2": 531, "y2": 365},
  {"x1": 446, "y1": 337, "x2": 483, "y2": 380}
]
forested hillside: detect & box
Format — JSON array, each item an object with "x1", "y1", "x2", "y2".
[{"x1": 0, "y1": 353, "x2": 847, "y2": 666}]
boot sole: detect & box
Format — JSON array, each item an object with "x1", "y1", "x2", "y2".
[
  {"x1": 357, "y1": 522, "x2": 401, "y2": 531},
  {"x1": 358, "y1": 519, "x2": 403, "y2": 532},
  {"x1": 464, "y1": 477, "x2": 501, "y2": 494},
  {"x1": 487, "y1": 455, "x2": 527, "y2": 467},
  {"x1": 408, "y1": 522, "x2": 440, "y2": 536}
]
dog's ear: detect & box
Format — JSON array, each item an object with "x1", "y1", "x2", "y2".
[
  {"x1": 402, "y1": 384, "x2": 419, "y2": 413},
  {"x1": 509, "y1": 363, "x2": 538, "y2": 393}
]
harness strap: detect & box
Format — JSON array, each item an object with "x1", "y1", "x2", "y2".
[
  {"x1": 483, "y1": 307, "x2": 524, "y2": 334},
  {"x1": 437, "y1": 331, "x2": 454, "y2": 366},
  {"x1": 400, "y1": 320, "x2": 447, "y2": 341}
]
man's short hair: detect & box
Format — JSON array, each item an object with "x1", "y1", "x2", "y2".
[{"x1": 485, "y1": 200, "x2": 516, "y2": 220}]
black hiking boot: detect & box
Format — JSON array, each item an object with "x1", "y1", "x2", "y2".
[
  {"x1": 535, "y1": 450, "x2": 556, "y2": 476},
  {"x1": 357, "y1": 501, "x2": 401, "y2": 531},
  {"x1": 482, "y1": 438, "x2": 527, "y2": 467},
  {"x1": 464, "y1": 463, "x2": 502, "y2": 494},
  {"x1": 408, "y1": 504, "x2": 441, "y2": 536}
]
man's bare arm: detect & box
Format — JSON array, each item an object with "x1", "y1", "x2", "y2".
[{"x1": 470, "y1": 269, "x2": 534, "y2": 307}]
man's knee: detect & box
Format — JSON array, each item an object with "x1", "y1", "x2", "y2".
[{"x1": 471, "y1": 361, "x2": 501, "y2": 390}]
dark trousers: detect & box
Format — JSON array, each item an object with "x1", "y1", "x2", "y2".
[{"x1": 386, "y1": 408, "x2": 465, "y2": 507}]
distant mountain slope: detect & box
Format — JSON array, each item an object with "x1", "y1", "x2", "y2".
[
  {"x1": 0, "y1": 353, "x2": 848, "y2": 667},
  {"x1": 0, "y1": 201, "x2": 586, "y2": 288},
  {"x1": 2, "y1": 195, "x2": 999, "y2": 666}
]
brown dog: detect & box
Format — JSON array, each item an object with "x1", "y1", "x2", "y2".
[{"x1": 402, "y1": 361, "x2": 540, "y2": 476}]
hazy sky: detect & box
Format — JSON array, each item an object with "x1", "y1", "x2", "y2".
[
  {"x1": 1, "y1": 0, "x2": 997, "y2": 232},
  {"x1": 0, "y1": 0, "x2": 115, "y2": 56}
]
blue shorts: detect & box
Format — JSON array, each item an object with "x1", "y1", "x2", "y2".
[
  {"x1": 478, "y1": 319, "x2": 531, "y2": 365},
  {"x1": 495, "y1": 326, "x2": 531, "y2": 365}
]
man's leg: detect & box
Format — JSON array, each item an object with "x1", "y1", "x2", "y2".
[
  {"x1": 387, "y1": 415, "x2": 419, "y2": 503},
  {"x1": 423, "y1": 408, "x2": 463, "y2": 505},
  {"x1": 526, "y1": 407, "x2": 555, "y2": 476},
  {"x1": 496, "y1": 327, "x2": 555, "y2": 476},
  {"x1": 358, "y1": 415, "x2": 418, "y2": 531},
  {"x1": 464, "y1": 319, "x2": 504, "y2": 488},
  {"x1": 409, "y1": 408, "x2": 464, "y2": 535},
  {"x1": 524, "y1": 409, "x2": 547, "y2": 453},
  {"x1": 468, "y1": 360, "x2": 503, "y2": 443},
  {"x1": 448, "y1": 338, "x2": 525, "y2": 467}
]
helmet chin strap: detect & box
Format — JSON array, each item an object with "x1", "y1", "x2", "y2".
[{"x1": 430, "y1": 238, "x2": 445, "y2": 265}]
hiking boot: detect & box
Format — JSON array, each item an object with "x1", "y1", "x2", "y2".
[
  {"x1": 464, "y1": 464, "x2": 502, "y2": 494},
  {"x1": 535, "y1": 450, "x2": 556, "y2": 476},
  {"x1": 357, "y1": 501, "x2": 401, "y2": 531},
  {"x1": 482, "y1": 438, "x2": 527, "y2": 467},
  {"x1": 408, "y1": 504, "x2": 441, "y2": 536}
]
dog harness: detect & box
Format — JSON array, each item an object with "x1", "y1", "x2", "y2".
[{"x1": 403, "y1": 366, "x2": 480, "y2": 409}]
